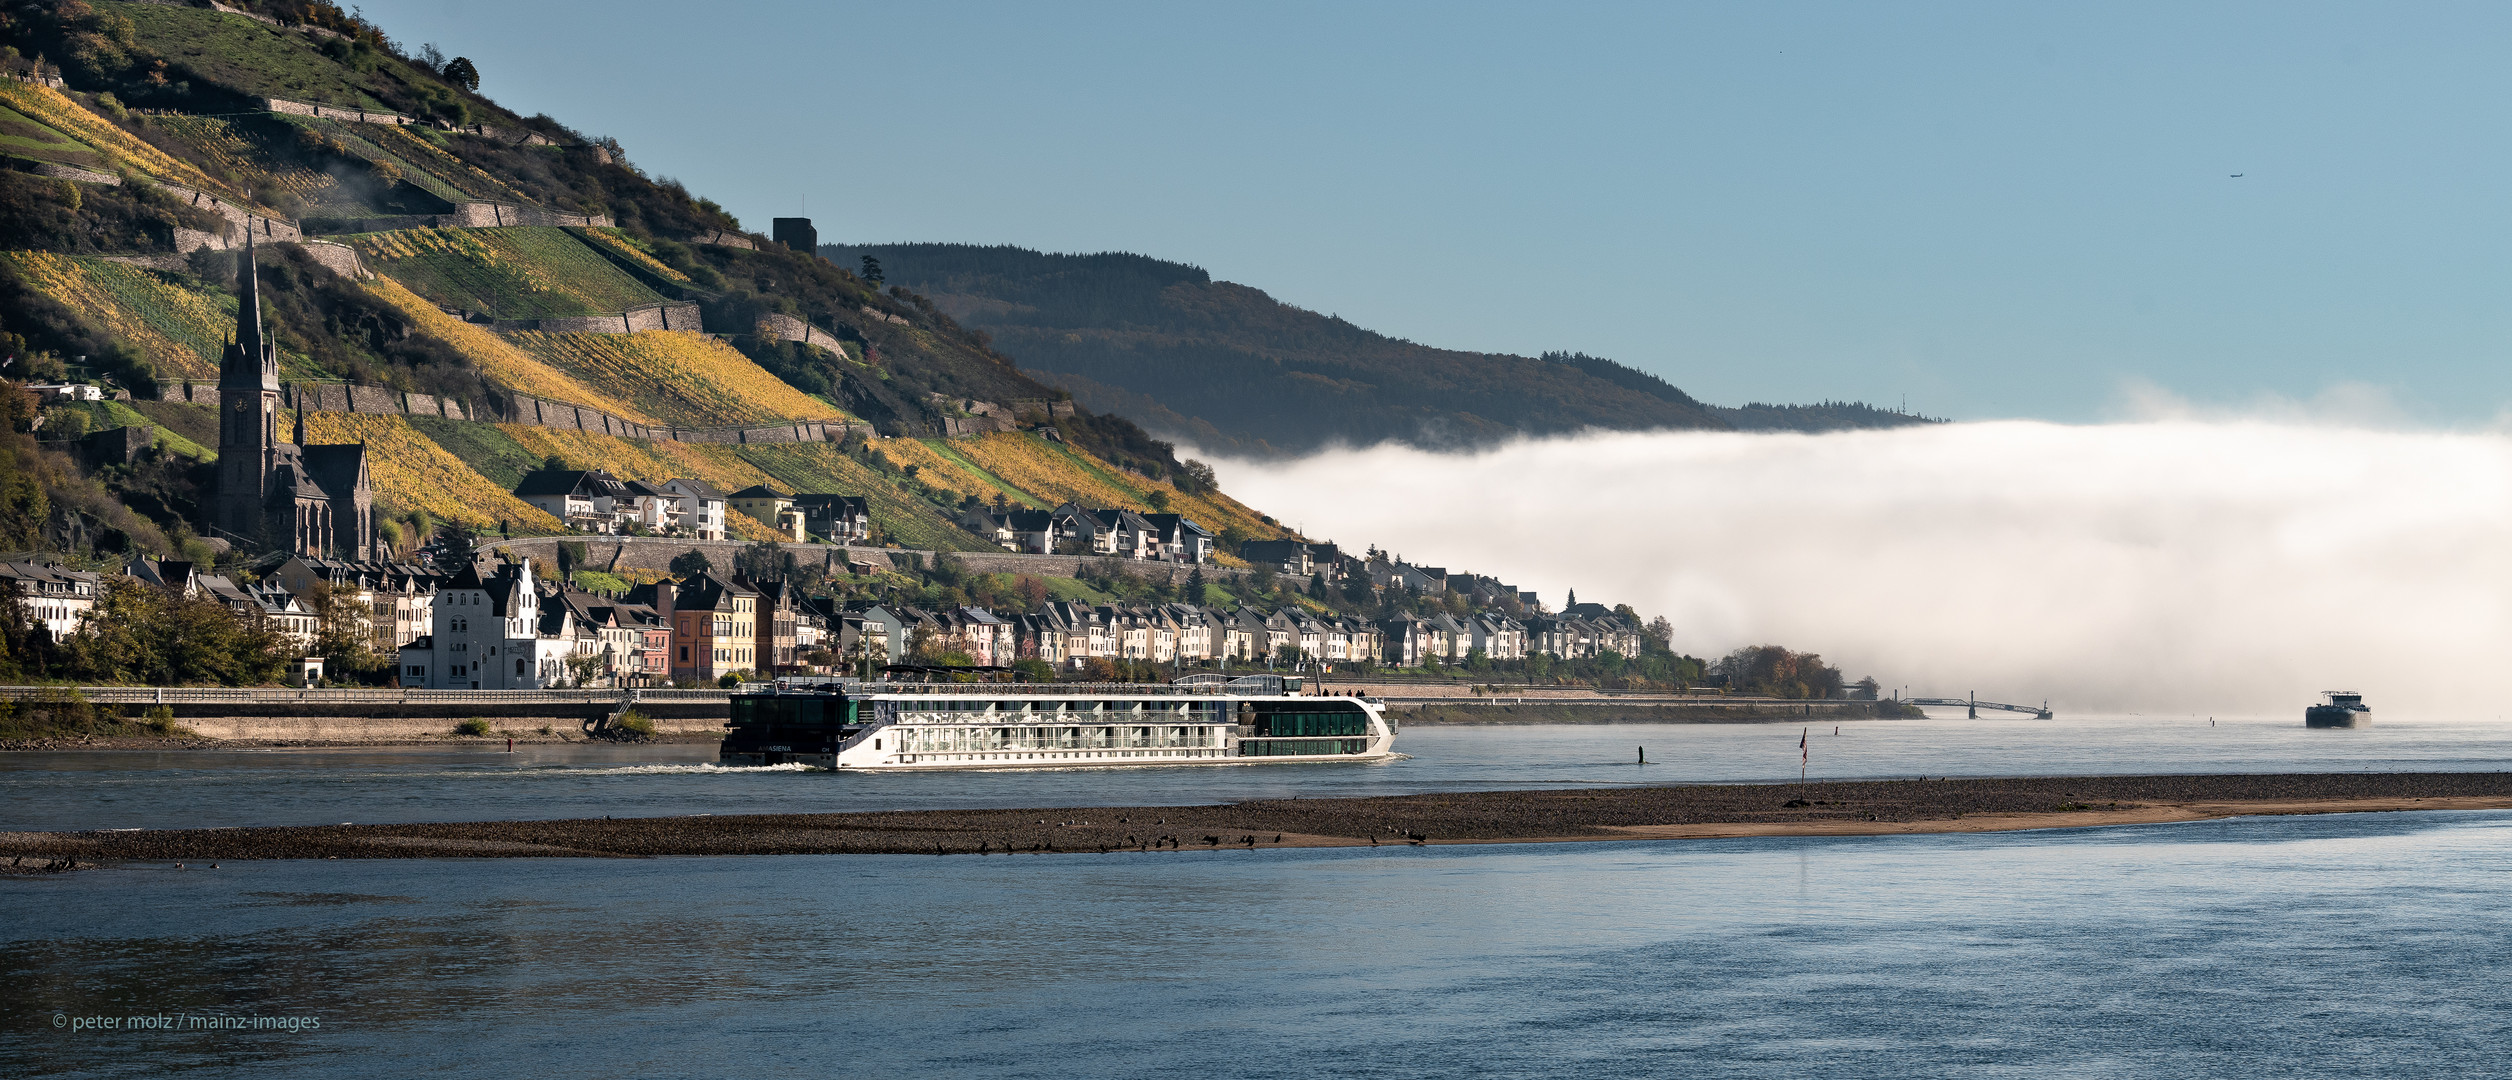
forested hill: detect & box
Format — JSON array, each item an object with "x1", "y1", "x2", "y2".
[
  {"x1": 824, "y1": 243, "x2": 1939, "y2": 456},
  {"x1": 822, "y1": 244, "x2": 1729, "y2": 455}
]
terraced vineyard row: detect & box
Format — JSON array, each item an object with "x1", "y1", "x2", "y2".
[
  {"x1": 359, "y1": 277, "x2": 653, "y2": 422},
  {"x1": 355, "y1": 121, "x2": 536, "y2": 205},
  {"x1": 302, "y1": 412, "x2": 562, "y2": 532},
  {"x1": 349, "y1": 227, "x2": 666, "y2": 318},
  {"x1": 0, "y1": 80, "x2": 249, "y2": 203},
  {"x1": 510, "y1": 330, "x2": 842, "y2": 427},
  {"x1": 575, "y1": 228, "x2": 691, "y2": 283},
  {"x1": 4, "y1": 253, "x2": 234, "y2": 380},
  {"x1": 149, "y1": 114, "x2": 336, "y2": 200}
]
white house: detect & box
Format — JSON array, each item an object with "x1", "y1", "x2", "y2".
[
  {"x1": 661, "y1": 478, "x2": 728, "y2": 540},
  {"x1": 1, "y1": 561, "x2": 100, "y2": 639},
  {"x1": 398, "y1": 559, "x2": 575, "y2": 689}
]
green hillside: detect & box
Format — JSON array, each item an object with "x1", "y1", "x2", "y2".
[
  {"x1": 0, "y1": 103, "x2": 97, "y2": 167},
  {"x1": 103, "y1": 0, "x2": 399, "y2": 111},
  {"x1": 0, "y1": 0, "x2": 1275, "y2": 563}
]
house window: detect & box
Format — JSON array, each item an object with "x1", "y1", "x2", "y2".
[
  {"x1": 515, "y1": 658, "x2": 527, "y2": 676},
  {"x1": 407, "y1": 665, "x2": 425, "y2": 677}
]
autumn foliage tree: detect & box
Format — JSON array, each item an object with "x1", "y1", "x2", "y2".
[{"x1": 1718, "y1": 645, "x2": 1845, "y2": 700}]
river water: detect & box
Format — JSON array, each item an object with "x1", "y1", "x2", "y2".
[
  {"x1": 8, "y1": 715, "x2": 2512, "y2": 1077},
  {"x1": 4, "y1": 710, "x2": 2509, "y2": 832},
  {"x1": 6, "y1": 809, "x2": 2511, "y2": 1077}
]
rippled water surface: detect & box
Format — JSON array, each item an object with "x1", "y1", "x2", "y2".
[
  {"x1": 6, "y1": 810, "x2": 2511, "y2": 1078},
  {"x1": 5, "y1": 710, "x2": 2509, "y2": 832}
]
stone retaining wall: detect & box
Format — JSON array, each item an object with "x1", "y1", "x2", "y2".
[
  {"x1": 691, "y1": 229, "x2": 756, "y2": 250},
  {"x1": 757, "y1": 312, "x2": 852, "y2": 354},
  {"x1": 496, "y1": 389, "x2": 865, "y2": 445},
  {"x1": 305, "y1": 205, "x2": 615, "y2": 235},
  {"x1": 265, "y1": 97, "x2": 413, "y2": 126},
  {"x1": 4, "y1": 157, "x2": 303, "y2": 243},
  {"x1": 490, "y1": 301, "x2": 698, "y2": 334},
  {"x1": 438, "y1": 202, "x2": 615, "y2": 228},
  {"x1": 153, "y1": 381, "x2": 471, "y2": 421},
  {"x1": 5, "y1": 158, "x2": 116, "y2": 184}
]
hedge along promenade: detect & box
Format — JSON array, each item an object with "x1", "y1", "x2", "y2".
[{"x1": 9, "y1": 773, "x2": 2510, "y2": 862}]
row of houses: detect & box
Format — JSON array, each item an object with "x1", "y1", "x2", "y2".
[
  {"x1": 817, "y1": 599, "x2": 1648, "y2": 673},
  {"x1": 966, "y1": 502, "x2": 1217, "y2": 564},
  {"x1": 3, "y1": 555, "x2": 449, "y2": 683},
  {"x1": 1233, "y1": 541, "x2": 1544, "y2": 608},
  {"x1": 513, "y1": 469, "x2": 880, "y2": 547}
]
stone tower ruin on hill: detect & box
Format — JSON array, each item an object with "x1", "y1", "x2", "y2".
[{"x1": 772, "y1": 217, "x2": 818, "y2": 256}]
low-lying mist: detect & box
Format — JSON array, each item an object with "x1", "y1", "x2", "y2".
[{"x1": 1210, "y1": 421, "x2": 2512, "y2": 715}]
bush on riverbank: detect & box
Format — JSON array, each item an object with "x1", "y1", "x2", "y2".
[
  {"x1": 0, "y1": 691, "x2": 198, "y2": 740},
  {"x1": 609, "y1": 710, "x2": 657, "y2": 740}
]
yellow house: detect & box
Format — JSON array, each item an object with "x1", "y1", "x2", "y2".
[
  {"x1": 665, "y1": 573, "x2": 759, "y2": 684},
  {"x1": 728, "y1": 484, "x2": 805, "y2": 542}
]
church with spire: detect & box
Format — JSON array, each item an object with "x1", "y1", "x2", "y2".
[{"x1": 211, "y1": 235, "x2": 376, "y2": 559}]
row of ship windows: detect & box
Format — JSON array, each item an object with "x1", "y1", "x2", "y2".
[
  {"x1": 895, "y1": 749, "x2": 1228, "y2": 763},
  {"x1": 898, "y1": 726, "x2": 1225, "y2": 753},
  {"x1": 895, "y1": 704, "x2": 1226, "y2": 721},
  {"x1": 1241, "y1": 738, "x2": 1373, "y2": 756}
]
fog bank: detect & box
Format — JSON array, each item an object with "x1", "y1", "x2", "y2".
[{"x1": 1211, "y1": 422, "x2": 2512, "y2": 714}]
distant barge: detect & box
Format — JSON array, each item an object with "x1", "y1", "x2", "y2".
[{"x1": 2305, "y1": 691, "x2": 2370, "y2": 729}]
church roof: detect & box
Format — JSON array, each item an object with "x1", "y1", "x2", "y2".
[{"x1": 301, "y1": 444, "x2": 368, "y2": 503}]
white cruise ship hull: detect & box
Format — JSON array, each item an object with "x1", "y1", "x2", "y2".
[{"x1": 719, "y1": 681, "x2": 1399, "y2": 771}]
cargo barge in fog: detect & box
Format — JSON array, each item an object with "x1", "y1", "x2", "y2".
[
  {"x1": 721, "y1": 671, "x2": 1396, "y2": 770},
  {"x1": 2305, "y1": 691, "x2": 2370, "y2": 729}
]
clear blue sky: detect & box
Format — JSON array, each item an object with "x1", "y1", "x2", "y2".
[{"x1": 360, "y1": 1, "x2": 2512, "y2": 422}]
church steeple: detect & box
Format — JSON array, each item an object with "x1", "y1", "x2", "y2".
[
  {"x1": 221, "y1": 230, "x2": 278, "y2": 394},
  {"x1": 213, "y1": 230, "x2": 288, "y2": 545}
]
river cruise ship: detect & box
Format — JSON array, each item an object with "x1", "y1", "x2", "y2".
[{"x1": 719, "y1": 672, "x2": 1397, "y2": 771}]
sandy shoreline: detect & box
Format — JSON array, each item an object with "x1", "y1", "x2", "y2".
[{"x1": 6, "y1": 773, "x2": 2510, "y2": 865}]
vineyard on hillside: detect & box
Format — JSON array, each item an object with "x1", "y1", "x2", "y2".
[
  {"x1": 146, "y1": 115, "x2": 336, "y2": 200},
  {"x1": 948, "y1": 433, "x2": 1285, "y2": 541},
  {"x1": 349, "y1": 227, "x2": 666, "y2": 318},
  {"x1": 5, "y1": 253, "x2": 235, "y2": 380},
  {"x1": 351, "y1": 121, "x2": 536, "y2": 205},
  {"x1": 359, "y1": 277, "x2": 652, "y2": 421},
  {"x1": 0, "y1": 102, "x2": 102, "y2": 169},
  {"x1": 302, "y1": 411, "x2": 562, "y2": 532},
  {"x1": 575, "y1": 228, "x2": 690, "y2": 283},
  {"x1": 1, "y1": 5, "x2": 1304, "y2": 572},
  {"x1": 0, "y1": 80, "x2": 251, "y2": 203},
  {"x1": 725, "y1": 443, "x2": 992, "y2": 552},
  {"x1": 510, "y1": 330, "x2": 841, "y2": 427}
]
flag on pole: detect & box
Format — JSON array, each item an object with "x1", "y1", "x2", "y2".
[{"x1": 1800, "y1": 727, "x2": 1808, "y2": 780}]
